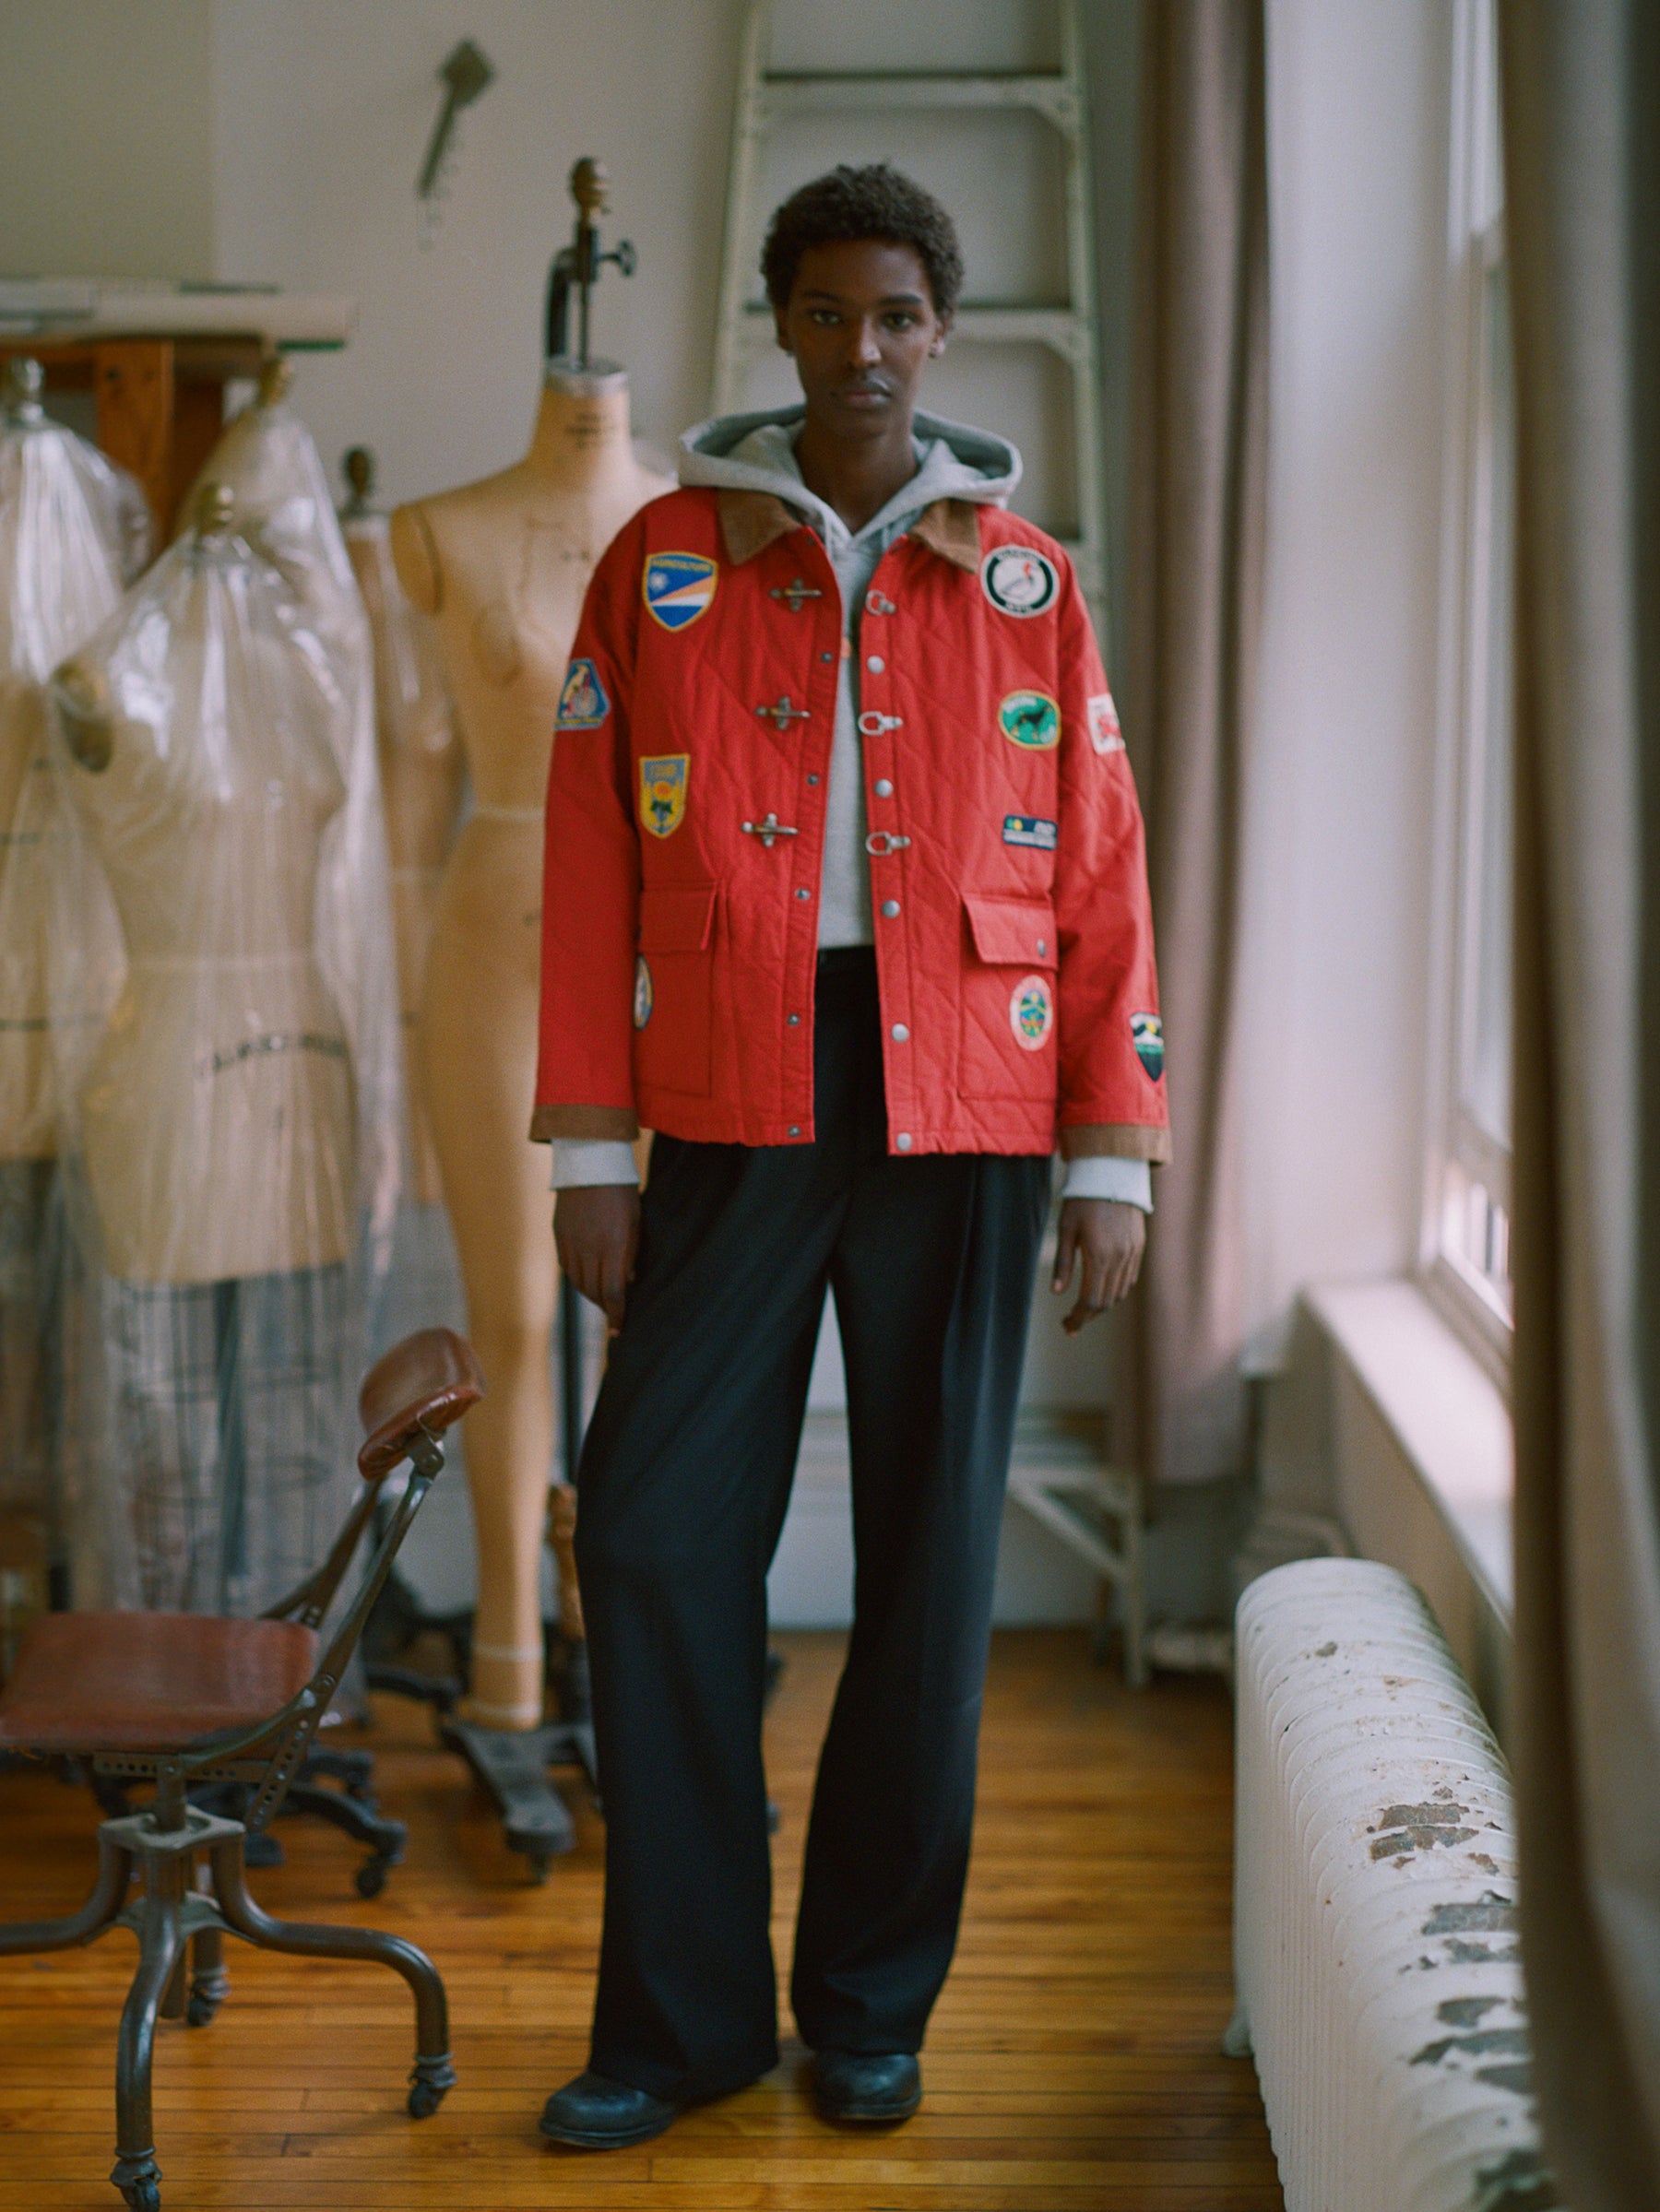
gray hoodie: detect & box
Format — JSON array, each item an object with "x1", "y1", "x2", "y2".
[
  {"x1": 679, "y1": 406, "x2": 1019, "y2": 946},
  {"x1": 551, "y1": 405, "x2": 1149, "y2": 1212}
]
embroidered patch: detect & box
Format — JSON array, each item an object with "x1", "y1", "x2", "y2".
[
  {"x1": 981, "y1": 543, "x2": 1059, "y2": 618},
  {"x1": 999, "y1": 690, "x2": 1061, "y2": 750},
  {"x1": 639, "y1": 754, "x2": 689, "y2": 839},
  {"x1": 1087, "y1": 692, "x2": 1125, "y2": 754},
  {"x1": 643, "y1": 551, "x2": 718, "y2": 633},
  {"x1": 1132, "y1": 1011, "x2": 1165, "y2": 1081},
  {"x1": 555, "y1": 657, "x2": 609, "y2": 729},
  {"x1": 1010, "y1": 974, "x2": 1055, "y2": 1051},
  {"x1": 1002, "y1": 813, "x2": 1058, "y2": 851},
  {"x1": 633, "y1": 955, "x2": 653, "y2": 1030}
]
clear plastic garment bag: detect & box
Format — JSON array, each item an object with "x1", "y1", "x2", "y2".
[
  {"x1": 0, "y1": 359, "x2": 146, "y2": 1619},
  {"x1": 50, "y1": 484, "x2": 393, "y2": 1614}
]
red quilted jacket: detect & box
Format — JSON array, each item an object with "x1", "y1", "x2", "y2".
[{"x1": 531, "y1": 483, "x2": 1169, "y2": 1165}]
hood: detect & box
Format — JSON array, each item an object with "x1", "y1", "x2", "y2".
[{"x1": 678, "y1": 405, "x2": 1020, "y2": 545}]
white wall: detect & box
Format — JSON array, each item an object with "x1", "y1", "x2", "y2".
[
  {"x1": 211, "y1": 0, "x2": 744, "y2": 505},
  {"x1": 1240, "y1": 0, "x2": 1453, "y2": 1359},
  {"x1": 0, "y1": 0, "x2": 217, "y2": 280}
]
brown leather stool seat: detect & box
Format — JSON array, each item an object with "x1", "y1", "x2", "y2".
[{"x1": 0, "y1": 1612, "x2": 318, "y2": 1754}]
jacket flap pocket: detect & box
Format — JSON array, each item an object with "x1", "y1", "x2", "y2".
[
  {"x1": 638, "y1": 882, "x2": 717, "y2": 953},
  {"x1": 963, "y1": 893, "x2": 1057, "y2": 969}
]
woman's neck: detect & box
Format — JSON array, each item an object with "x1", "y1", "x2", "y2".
[{"x1": 525, "y1": 378, "x2": 636, "y2": 493}]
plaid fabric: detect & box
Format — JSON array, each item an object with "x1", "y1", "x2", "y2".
[
  {"x1": 0, "y1": 1159, "x2": 64, "y2": 1522},
  {"x1": 107, "y1": 1264, "x2": 349, "y2": 1615}
]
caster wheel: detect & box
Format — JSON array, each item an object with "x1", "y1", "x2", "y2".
[
  {"x1": 355, "y1": 1858, "x2": 388, "y2": 1899},
  {"x1": 185, "y1": 1993, "x2": 219, "y2": 2028},
  {"x1": 121, "y1": 2185, "x2": 160, "y2": 2212},
  {"x1": 408, "y1": 2079, "x2": 447, "y2": 2118}
]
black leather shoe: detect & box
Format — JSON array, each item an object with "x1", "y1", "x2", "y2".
[
  {"x1": 812, "y1": 2050, "x2": 922, "y2": 2124},
  {"x1": 539, "y1": 2070, "x2": 679, "y2": 2149}
]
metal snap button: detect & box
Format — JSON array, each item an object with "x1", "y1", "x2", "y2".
[
  {"x1": 866, "y1": 655, "x2": 884, "y2": 674},
  {"x1": 872, "y1": 777, "x2": 894, "y2": 798},
  {"x1": 891, "y1": 1023, "x2": 908, "y2": 1042},
  {"x1": 896, "y1": 1132, "x2": 912, "y2": 1150},
  {"x1": 881, "y1": 899, "x2": 900, "y2": 918}
]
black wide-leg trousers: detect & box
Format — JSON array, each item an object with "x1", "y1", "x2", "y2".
[{"x1": 574, "y1": 948, "x2": 1051, "y2": 2103}]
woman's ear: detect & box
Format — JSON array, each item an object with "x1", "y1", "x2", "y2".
[{"x1": 774, "y1": 305, "x2": 793, "y2": 356}]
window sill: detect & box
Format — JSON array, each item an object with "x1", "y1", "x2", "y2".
[{"x1": 1305, "y1": 1277, "x2": 1513, "y2": 1624}]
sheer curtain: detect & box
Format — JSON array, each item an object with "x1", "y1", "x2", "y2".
[
  {"x1": 1122, "y1": 0, "x2": 1268, "y2": 1487},
  {"x1": 1499, "y1": 1, "x2": 1660, "y2": 2199}
]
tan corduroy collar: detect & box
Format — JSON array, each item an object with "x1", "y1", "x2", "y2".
[{"x1": 715, "y1": 490, "x2": 982, "y2": 574}]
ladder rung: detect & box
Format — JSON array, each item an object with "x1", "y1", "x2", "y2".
[{"x1": 757, "y1": 71, "x2": 1077, "y2": 124}]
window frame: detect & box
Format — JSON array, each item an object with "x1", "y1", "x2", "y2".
[{"x1": 1421, "y1": 0, "x2": 1513, "y2": 1392}]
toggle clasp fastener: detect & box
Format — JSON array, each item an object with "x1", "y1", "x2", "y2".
[
  {"x1": 742, "y1": 812, "x2": 800, "y2": 848},
  {"x1": 864, "y1": 831, "x2": 912, "y2": 857},
  {"x1": 770, "y1": 578, "x2": 824, "y2": 611},
  {"x1": 757, "y1": 696, "x2": 812, "y2": 730},
  {"x1": 857, "y1": 711, "x2": 904, "y2": 737},
  {"x1": 864, "y1": 591, "x2": 896, "y2": 617}
]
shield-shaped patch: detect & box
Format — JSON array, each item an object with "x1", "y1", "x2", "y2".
[
  {"x1": 639, "y1": 754, "x2": 689, "y2": 839},
  {"x1": 643, "y1": 551, "x2": 718, "y2": 633},
  {"x1": 1131, "y1": 1011, "x2": 1165, "y2": 1082},
  {"x1": 555, "y1": 657, "x2": 610, "y2": 729}
]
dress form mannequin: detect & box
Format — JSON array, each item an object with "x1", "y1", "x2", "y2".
[
  {"x1": 391, "y1": 367, "x2": 669, "y2": 1729},
  {"x1": 53, "y1": 485, "x2": 355, "y2": 1611},
  {"x1": 339, "y1": 447, "x2": 463, "y2": 1205}
]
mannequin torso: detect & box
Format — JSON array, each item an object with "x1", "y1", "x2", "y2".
[{"x1": 391, "y1": 371, "x2": 670, "y2": 1727}]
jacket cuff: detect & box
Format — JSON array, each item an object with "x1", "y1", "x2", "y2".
[
  {"x1": 1061, "y1": 1156, "x2": 1152, "y2": 1211},
  {"x1": 1060, "y1": 1121, "x2": 1172, "y2": 1165},
  {"x1": 529, "y1": 1103, "x2": 642, "y2": 1143}
]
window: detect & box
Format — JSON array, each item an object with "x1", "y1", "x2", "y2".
[{"x1": 1425, "y1": 0, "x2": 1513, "y2": 1379}]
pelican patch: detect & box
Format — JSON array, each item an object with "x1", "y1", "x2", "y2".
[
  {"x1": 643, "y1": 551, "x2": 718, "y2": 633},
  {"x1": 555, "y1": 657, "x2": 610, "y2": 729},
  {"x1": 639, "y1": 754, "x2": 689, "y2": 839},
  {"x1": 1132, "y1": 1011, "x2": 1165, "y2": 1081},
  {"x1": 999, "y1": 690, "x2": 1061, "y2": 750},
  {"x1": 1002, "y1": 813, "x2": 1058, "y2": 850},
  {"x1": 1010, "y1": 975, "x2": 1054, "y2": 1051},
  {"x1": 981, "y1": 543, "x2": 1059, "y2": 618},
  {"x1": 633, "y1": 956, "x2": 653, "y2": 1029},
  {"x1": 1087, "y1": 693, "x2": 1125, "y2": 754}
]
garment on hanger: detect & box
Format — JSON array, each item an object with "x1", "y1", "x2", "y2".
[
  {"x1": 0, "y1": 368, "x2": 142, "y2": 1583},
  {"x1": 48, "y1": 496, "x2": 381, "y2": 1608},
  {"x1": 178, "y1": 372, "x2": 404, "y2": 1282}
]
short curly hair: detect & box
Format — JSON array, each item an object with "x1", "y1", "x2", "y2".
[{"x1": 761, "y1": 164, "x2": 964, "y2": 319}]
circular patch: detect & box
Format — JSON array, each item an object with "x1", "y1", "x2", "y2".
[
  {"x1": 980, "y1": 543, "x2": 1059, "y2": 618},
  {"x1": 633, "y1": 955, "x2": 653, "y2": 1031},
  {"x1": 1010, "y1": 974, "x2": 1054, "y2": 1052},
  {"x1": 999, "y1": 690, "x2": 1061, "y2": 750}
]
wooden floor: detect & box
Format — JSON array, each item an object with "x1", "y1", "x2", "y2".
[{"x1": 0, "y1": 1630, "x2": 1284, "y2": 2210}]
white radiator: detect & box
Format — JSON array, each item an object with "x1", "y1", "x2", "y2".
[{"x1": 1230, "y1": 1559, "x2": 1560, "y2": 2212}]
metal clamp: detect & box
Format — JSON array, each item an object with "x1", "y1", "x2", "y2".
[
  {"x1": 864, "y1": 831, "x2": 912, "y2": 857},
  {"x1": 770, "y1": 579, "x2": 824, "y2": 610},
  {"x1": 857, "y1": 711, "x2": 904, "y2": 737},
  {"x1": 741, "y1": 813, "x2": 799, "y2": 848},
  {"x1": 757, "y1": 696, "x2": 811, "y2": 730},
  {"x1": 865, "y1": 591, "x2": 896, "y2": 617}
]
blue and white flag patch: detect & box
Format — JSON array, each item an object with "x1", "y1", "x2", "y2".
[
  {"x1": 643, "y1": 550, "x2": 718, "y2": 633},
  {"x1": 1002, "y1": 814, "x2": 1058, "y2": 851},
  {"x1": 555, "y1": 657, "x2": 610, "y2": 729}
]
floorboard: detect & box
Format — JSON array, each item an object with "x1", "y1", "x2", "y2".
[{"x1": 0, "y1": 1628, "x2": 1284, "y2": 2210}]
